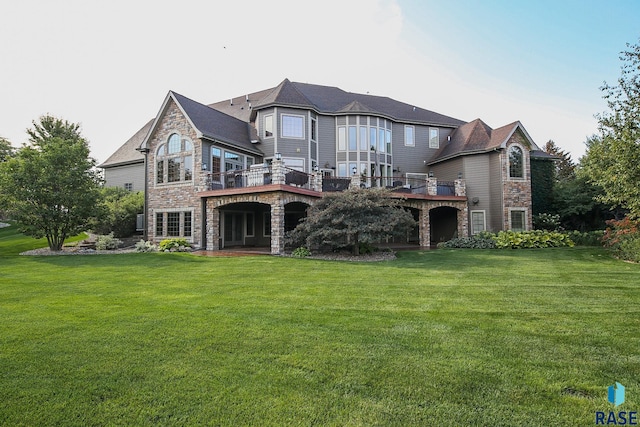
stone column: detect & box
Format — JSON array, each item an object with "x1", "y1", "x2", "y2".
[
  {"x1": 420, "y1": 207, "x2": 430, "y2": 247},
  {"x1": 455, "y1": 179, "x2": 466, "y2": 197},
  {"x1": 350, "y1": 174, "x2": 361, "y2": 189},
  {"x1": 206, "y1": 205, "x2": 220, "y2": 250},
  {"x1": 270, "y1": 199, "x2": 285, "y2": 255},
  {"x1": 311, "y1": 171, "x2": 323, "y2": 192},
  {"x1": 457, "y1": 204, "x2": 469, "y2": 238},
  {"x1": 272, "y1": 159, "x2": 286, "y2": 185},
  {"x1": 427, "y1": 178, "x2": 438, "y2": 196}
]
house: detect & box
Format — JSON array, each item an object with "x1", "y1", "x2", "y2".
[{"x1": 101, "y1": 79, "x2": 548, "y2": 254}]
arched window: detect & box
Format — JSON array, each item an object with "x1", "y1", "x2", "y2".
[
  {"x1": 156, "y1": 134, "x2": 193, "y2": 184},
  {"x1": 508, "y1": 146, "x2": 524, "y2": 178}
]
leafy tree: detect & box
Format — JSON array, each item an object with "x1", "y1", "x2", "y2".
[
  {"x1": 582, "y1": 39, "x2": 640, "y2": 218},
  {"x1": 0, "y1": 137, "x2": 14, "y2": 162},
  {"x1": 530, "y1": 156, "x2": 555, "y2": 215},
  {"x1": 287, "y1": 187, "x2": 416, "y2": 255},
  {"x1": 91, "y1": 187, "x2": 144, "y2": 237},
  {"x1": 0, "y1": 116, "x2": 101, "y2": 250}
]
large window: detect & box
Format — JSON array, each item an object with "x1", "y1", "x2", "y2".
[
  {"x1": 405, "y1": 125, "x2": 415, "y2": 147},
  {"x1": 510, "y1": 209, "x2": 527, "y2": 232},
  {"x1": 338, "y1": 126, "x2": 346, "y2": 151},
  {"x1": 429, "y1": 128, "x2": 439, "y2": 149},
  {"x1": 471, "y1": 211, "x2": 486, "y2": 235},
  {"x1": 509, "y1": 146, "x2": 524, "y2": 178},
  {"x1": 349, "y1": 126, "x2": 357, "y2": 151},
  {"x1": 281, "y1": 114, "x2": 304, "y2": 138},
  {"x1": 156, "y1": 133, "x2": 194, "y2": 184},
  {"x1": 155, "y1": 211, "x2": 193, "y2": 239}
]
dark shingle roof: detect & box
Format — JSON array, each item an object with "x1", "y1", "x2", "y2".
[
  {"x1": 428, "y1": 119, "x2": 529, "y2": 164},
  {"x1": 99, "y1": 120, "x2": 150, "y2": 167},
  {"x1": 250, "y1": 79, "x2": 465, "y2": 127},
  {"x1": 170, "y1": 92, "x2": 263, "y2": 155}
]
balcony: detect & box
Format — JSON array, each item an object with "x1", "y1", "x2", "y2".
[{"x1": 204, "y1": 161, "x2": 465, "y2": 197}]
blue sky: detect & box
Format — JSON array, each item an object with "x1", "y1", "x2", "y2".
[{"x1": 1, "y1": 0, "x2": 638, "y2": 163}]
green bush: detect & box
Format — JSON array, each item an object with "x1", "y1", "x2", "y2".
[
  {"x1": 135, "y1": 240, "x2": 157, "y2": 253},
  {"x1": 566, "y1": 230, "x2": 604, "y2": 246},
  {"x1": 95, "y1": 233, "x2": 122, "y2": 250},
  {"x1": 92, "y1": 188, "x2": 144, "y2": 238},
  {"x1": 158, "y1": 238, "x2": 191, "y2": 252},
  {"x1": 493, "y1": 230, "x2": 574, "y2": 249},
  {"x1": 291, "y1": 246, "x2": 312, "y2": 258},
  {"x1": 533, "y1": 213, "x2": 562, "y2": 231},
  {"x1": 438, "y1": 236, "x2": 496, "y2": 249}
]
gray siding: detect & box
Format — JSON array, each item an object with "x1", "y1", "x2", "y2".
[
  {"x1": 317, "y1": 115, "x2": 336, "y2": 169},
  {"x1": 488, "y1": 151, "x2": 504, "y2": 232},
  {"x1": 104, "y1": 162, "x2": 145, "y2": 192},
  {"x1": 430, "y1": 157, "x2": 463, "y2": 181},
  {"x1": 275, "y1": 107, "x2": 309, "y2": 169},
  {"x1": 392, "y1": 123, "x2": 456, "y2": 176},
  {"x1": 257, "y1": 108, "x2": 276, "y2": 159},
  {"x1": 463, "y1": 155, "x2": 492, "y2": 231}
]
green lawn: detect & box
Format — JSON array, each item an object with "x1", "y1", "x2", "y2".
[{"x1": 1, "y1": 225, "x2": 639, "y2": 426}]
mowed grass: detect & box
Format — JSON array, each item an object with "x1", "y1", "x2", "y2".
[{"x1": 1, "y1": 225, "x2": 639, "y2": 426}]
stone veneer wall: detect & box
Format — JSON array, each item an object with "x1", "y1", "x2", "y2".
[
  {"x1": 500, "y1": 131, "x2": 533, "y2": 231},
  {"x1": 146, "y1": 99, "x2": 205, "y2": 247}
]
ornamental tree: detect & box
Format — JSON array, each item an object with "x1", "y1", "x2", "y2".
[
  {"x1": 287, "y1": 187, "x2": 417, "y2": 255},
  {"x1": 582, "y1": 39, "x2": 640, "y2": 218},
  {"x1": 0, "y1": 116, "x2": 102, "y2": 250}
]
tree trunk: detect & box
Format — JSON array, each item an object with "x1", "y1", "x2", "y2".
[{"x1": 353, "y1": 232, "x2": 359, "y2": 256}]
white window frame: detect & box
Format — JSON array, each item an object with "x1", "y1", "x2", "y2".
[
  {"x1": 429, "y1": 128, "x2": 439, "y2": 149},
  {"x1": 508, "y1": 144, "x2": 526, "y2": 180},
  {"x1": 281, "y1": 114, "x2": 305, "y2": 139},
  {"x1": 264, "y1": 114, "x2": 273, "y2": 138},
  {"x1": 153, "y1": 208, "x2": 195, "y2": 241},
  {"x1": 470, "y1": 210, "x2": 486, "y2": 235},
  {"x1": 404, "y1": 125, "x2": 415, "y2": 147}
]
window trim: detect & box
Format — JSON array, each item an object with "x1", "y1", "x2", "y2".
[
  {"x1": 470, "y1": 210, "x2": 486, "y2": 235},
  {"x1": 508, "y1": 144, "x2": 525, "y2": 179},
  {"x1": 508, "y1": 208, "x2": 528, "y2": 232},
  {"x1": 264, "y1": 114, "x2": 273, "y2": 138},
  {"x1": 155, "y1": 133, "x2": 194, "y2": 186},
  {"x1": 404, "y1": 125, "x2": 415, "y2": 147},
  {"x1": 281, "y1": 114, "x2": 305, "y2": 139},
  {"x1": 429, "y1": 128, "x2": 439, "y2": 149},
  {"x1": 153, "y1": 208, "x2": 195, "y2": 241}
]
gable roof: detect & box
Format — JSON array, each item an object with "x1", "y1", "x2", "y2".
[
  {"x1": 99, "y1": 120, "x2": 151, "y2": 168},
  {"x1": 249, "y1": 79, "x2": 465, "y2": 127},
  {"x1": 140, "y1": 91, "x2": 263, "y2": 156},
  {"x1": 428, "y1": 119, "x2": 539, "y2": 165}
]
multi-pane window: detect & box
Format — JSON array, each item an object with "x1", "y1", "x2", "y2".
[
  {"x1": 156, "y1": 133, "x2": 194, "y2": 184},
  {"x1": 510, "y1": 210, "x2": 526, "y2": 232},
  {"x1": 155, "y1": 211, "x2": 193, "y2": 239},
  {"x1": 281, "y1": 114, "x2": 304, "y2": 138},
  {"x1": 212, "y1": 147, "x2": 221, "y2": 174},
  {"x1": 370, "y1": 128, "x2": 377, "y2": 151},
  {"x1": 379, "y1": 128, "x2": 385, "y2": 153},
  {"x1": 509, "y1": 146, "x2": 524, "y2": 178},
  {"x1": 405, "y1": 125, "x2": 415, "y2": 146},
  {"x1": 167, "y1": 212, "x2": 180, "y2": 236},
  {"x1": 124, "y1": 182, "x2": 133, "y2": 191},
  {"x1": 429, "y1": 128, "x2": 439, "y2": 149},
  {"x1": 360, "y1": 126, "x2": 368, "y2": 150},
  {"x1": 386, "y1": 129, "x2": 392, "y2": 154},
  {"x1": 471, "y1": 211, "x2": 486, "y2": 235}
]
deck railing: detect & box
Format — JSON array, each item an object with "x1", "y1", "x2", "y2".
[{"x1": 205, "y1": 161, "x2": 465, "y2": 197}]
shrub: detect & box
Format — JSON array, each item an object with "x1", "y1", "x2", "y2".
[
  {"x1": 493, "y1": 230, "x2": 574, "y2": 249},
  {"x1": 602, "y1": 217, "x2": 640, "y2": 262},
  {"x1": 135, "y1": 240, "x2": 157, "y2": 253},
  {"x1": 438, "y1": 236, "x2": 496, "y2": 249},
  {"x1": 533, "y1": 213, "x2": 562, "y2": 231},
  {"x1": 95, "y1": 233, "x2": 122, "y2": 250},
  {"x1": 291, "y1": 246, "x2": 312, "y2": 258},
  {"x1": 92, "y1": 188, "x2": 144, "y2": 237},
  {"x1": 566, "y1": 230, "x2": 604, "y2": 246},
  {"x1": 158, "y1": 238, "x2": 191, "y2": 252}
]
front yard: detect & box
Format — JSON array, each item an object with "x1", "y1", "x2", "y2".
[{"x1": 0, "y1": 225, "x2": 638, "y2": 426}]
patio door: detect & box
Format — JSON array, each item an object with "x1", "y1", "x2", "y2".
[{"x1": 223, "y1": 212, "x2": 244, "y2": 247}]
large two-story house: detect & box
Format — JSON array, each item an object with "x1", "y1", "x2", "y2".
[{"x1": 100, "y1": 79, "x2": 547, "y2": 254}]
